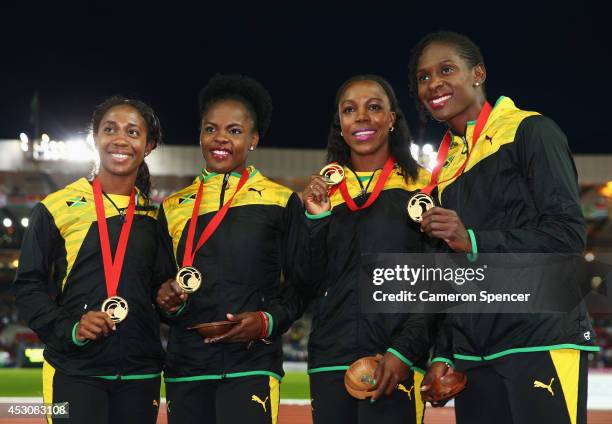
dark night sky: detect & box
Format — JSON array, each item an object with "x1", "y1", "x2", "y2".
[{"x1": 1, "y1": 2, "x2": 610, "y2": 153}]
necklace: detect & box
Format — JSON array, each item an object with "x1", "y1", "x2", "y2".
[
  {"x1": 103, "y1": 192, "x2": 128, "y2": 222},
  {"x1": 347, "y1": 167, "x2": 380, "y2": 197}
]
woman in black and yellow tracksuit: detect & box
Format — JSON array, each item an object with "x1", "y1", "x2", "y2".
[
  {"x1": 410, "y1": 32, "x2": 597, "y2": 424},
  {"x1": 155, "y1": 74, "x2": 304, "y2": 424},
  {"x1": 13, "y1": 97, "x2": 164, "y2": 424},
  {"x1": 300, "y1": 75, "x2": 436, "y2": 424}
]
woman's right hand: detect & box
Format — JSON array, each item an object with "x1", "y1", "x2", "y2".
[
  {"x1": 156, "y1": 279, "x2": 188, "y2": 313},
  {"x1": 76, "y1": 311, "x2": 116, "y2": 342},
  {"x1": 302, "y1": 175, "x2": 331, "y2": 215},
  {"x1": 420, "y1": 361, "x2": 454, "y2": 406}
]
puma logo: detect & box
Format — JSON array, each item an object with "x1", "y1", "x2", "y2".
[
  {"x1": 152, "y1": 399, "x2": 158, "y2": 407},
  {"x1": 251, "y1": 395, "x2": 269, "y2": 412},
  {"x1": 397, "y1": 384, "x2": 414, "y2": 400},
  {"x1": 485, "y1": 135, "x2": 494, "y2": 145},
  {"x1": 533, "y1": 378, "x2": 555, "y2": 396},
  {"x1": 248, "y1": 187, "x2": 265, "y2": 197}
]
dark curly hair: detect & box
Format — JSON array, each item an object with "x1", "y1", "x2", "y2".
[
  {"x1": 327, "y1": 74, "x2": 420, "y2": 181},
  {"x1": 91, "y1": 95, "x2": 162, "y2": 201},
  {"x1": 408, "y1": 31, "x2": 485, "y2": 116},
  {"x1": 198, "y1": 74, "x2": 273, "y2": 139}
]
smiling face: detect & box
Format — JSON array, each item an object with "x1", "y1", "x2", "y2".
[
  {"x1": 199, "y1": 99, "x2": 259, "y2": 174},
  {"x1": 338, "y1": 80, "x2": 396, "y2": 165},
  {"x1": 415, "y1": 42, "x2": 486, "y2": 134},
  {"x1": 94, "y1": 104, "x2": 152, "y2": 179}
]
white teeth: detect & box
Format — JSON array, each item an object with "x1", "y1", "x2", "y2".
[
  {"x1": 354, "y1": 130, "x2": 375, "y2": 136},
  {"x1": 212, "y1": 150, "x2": 229, "y2": 155},
  {"x1": 111, "y1": 153, "x2": 129, "y2": 159},
  {"x1": 432, "y1": 95, "x2": 451, "y2": 105}
]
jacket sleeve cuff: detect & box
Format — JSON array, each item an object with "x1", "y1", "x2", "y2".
[
  {"x1": 386, "y1": 347, "x2": 414, "y2": 367},
  {"x1": 161, "y1": 301, "x2": 187, "y2": 317},
  {"x1": 71, "y1": 322, "x2": 90, "y2": 347},
  {"x1": 466, "y1": 229, "x2": 478, "y2": 262},
  {"x1": 431, "y1": 356, "x2": 455, "y2": 369},
  {"x1": 305, "y1": 210, "x2": 331, "y2": 220},
  {"x1": 263, "y1": 312, "x2": 273, "y2": 338}
]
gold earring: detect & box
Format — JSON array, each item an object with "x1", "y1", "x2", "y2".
[
  {"x1": 340, "y1": 131, "x2": 344, "y2": 137},
  {"x1": 389, "y1": 126, "x2": 395, "y2": 132},
  {"x1": 474, "y1": 82, "x2": 481, "y2": 87},
  {"x1": 249, "y1": 146, "x2": 255, "y2": 151}
]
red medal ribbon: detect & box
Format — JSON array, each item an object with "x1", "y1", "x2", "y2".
[
  {"x1": 182, "y1": 168, "x2": 250, "y2": 267},
  {"x1": 421, "y1": 101, "x2": 492, "y2": 195},
  {"x1": 338, "y1": 156, "x2": 396, "y2": 211},
  {"x1": 92, "y1": 178, "x2": 136, "y2": 298}
]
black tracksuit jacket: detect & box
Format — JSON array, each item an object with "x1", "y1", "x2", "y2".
[{"x1": 14, "y1": 178, "x2": 164, "y2": 377}]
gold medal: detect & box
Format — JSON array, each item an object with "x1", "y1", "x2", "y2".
[
  {"x1": 407, "y1": 192, "x2": 435, "y2": 223},
  {"x1": 319, "y1": 164, "x2": 345, "y2": 185},
  {"x1": 176, "y1": 266, "x2": 203, "y2": 293},
  {"x1": 101, "y1": 296, "x2": 129, "y2": 323}
]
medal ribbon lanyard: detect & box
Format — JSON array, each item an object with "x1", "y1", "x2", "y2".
[
  {"x1": 92, "y1": 178, "x2": 136, "y2": 298},
  {"x1": 421, "y1": 101, "x2": 492, "y2": 196},
  {"x1": 182, "y1": 168, "x2": 250, "y2": 267},
  {"x1": 338, "y1": 156, "x2": 396, "y2": 211}
]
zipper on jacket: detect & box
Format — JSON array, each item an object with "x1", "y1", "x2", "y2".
[
  {"x1": 460, "y1": 135, "x2": 469, "y2": 156},
  {"x1": 117, "y1": 322, "x2": 124, "y2": 378},
  {"x1": 440, "y1": 135, "x2": 468, "y2": 209},
  {"x1": 219, "y1": 174, "x2": 230, "y2": 209},
  {"x1": 456, "y1": 135, "x2": 470, "y2": 218}
]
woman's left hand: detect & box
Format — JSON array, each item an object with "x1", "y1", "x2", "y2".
[
  {"x1": 204, "y1": 312, "x2": 265, "y2": 344},
  {"x1": 370, "y1": 352, "x2": 410, "y2": 401},
  {"x1": 420, "y1": 207, "x2": 471, "y2": 253}
]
